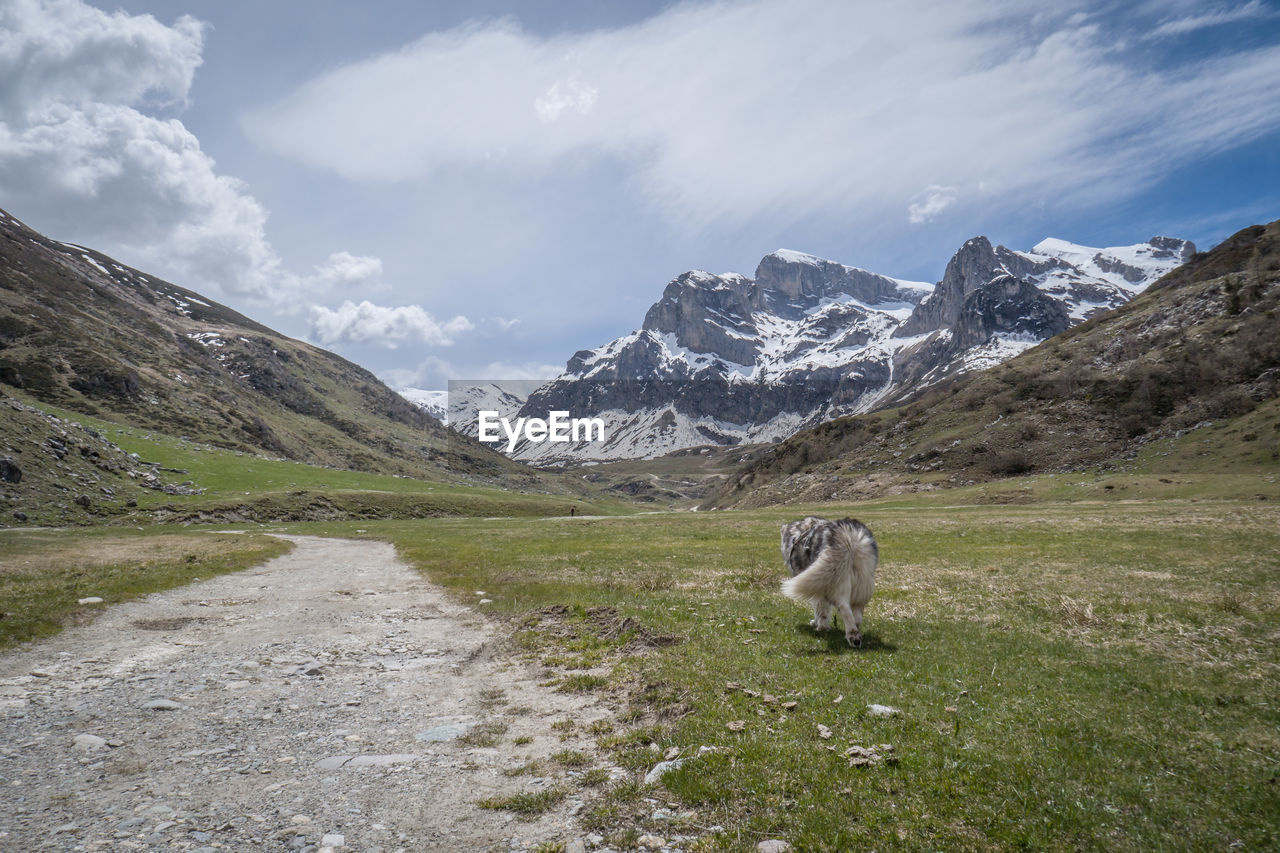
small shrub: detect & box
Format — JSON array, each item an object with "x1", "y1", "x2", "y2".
[
  {"x1": 478, "y1": 787, "x2": 568, "y2": 816},
  {"x1": 558, "y1": 674, "x2": 609, "y2": 693},
  {"x1": 987, "y1": 451, "x2": 1032, "y2": 476},
  {"x1": 578, "y1": 767, "x2": 611, "y2": 787},
  {"x1": 459, "y1": 720, "x2": 508, "y2": 747},
  {"x1": 553, "y1": 749, "x2": 592, "y2": 767},
  {"x1": 1054, "y1": 595, "x2": 1102, "y2": 628}
]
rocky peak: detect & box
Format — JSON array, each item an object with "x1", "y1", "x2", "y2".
[
  {"x1": 1147, "y1": 236, "x2": 1196, "y2": 261},
  {"x1": 641, "y1": 271, "x2": 760, "y2": 365},
  {"x1": 903, "y1": 236, "x2": 1074, "y2": 338},
  {"x1": 640, "y1": 248, "x2": 930, "y2": 364},
  {"x1": 754, "y1": 250, "x2": 919, "y2": 318},
  {"x1": 506, "y1": 229, "x2": 1192, "y2": 465},
  {"x1": 948, "y1": 277, "x2": 1072, "y2": 352}
]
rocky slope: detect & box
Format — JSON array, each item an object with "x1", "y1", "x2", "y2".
[
  {"x1": 705, "y1": 220, "x2": 1279, "y2": 507},
  {"x1": 0, "y1": 396, "x2": 203, "y2": 525},
  {"x1": 0, "y1": 207, "x2": 542, "y2": 498},
  {"x1": 483, "y1": 233, "x2": 1191, "y2": 466}
]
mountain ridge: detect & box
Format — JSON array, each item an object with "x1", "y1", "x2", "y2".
[
  {"x1": 474, "y1": 230, "x2": 1192, "y2": 466},
  {"x1": 703, "y1": 219, "x2": 1279, "y2": 507}
]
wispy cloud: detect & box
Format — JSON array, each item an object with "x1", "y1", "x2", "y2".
[
  {"x1": 535, "y1": 79, "x2": 598, "y2": 122},
  {"x1": 245, "y1": 0, "x2": 1280, "y2": 232},
  {"x1": 309, "y1": 300, "x2": 474, "y2": 347},
  {"x1": 308, "y1": 251, "x2": 384, "y2": 290},
  {"x1": 1149, "y1": 0, "x2": 1273, "y2": 38},
  {"x1": 908, "y1": 186, "x2": 959, "y2": 225},
  {"x1": 487, "y1": 317, "x2": 523, "y2": 332}
]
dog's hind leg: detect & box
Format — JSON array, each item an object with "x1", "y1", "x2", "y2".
[
  {"x1": 836, "y1": 600, "x2": 862, "y2": 648},
  {"x1": 811, "y1": 600, "x2": 832, "y2": 632}
]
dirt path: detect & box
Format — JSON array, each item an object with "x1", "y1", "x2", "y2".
[{"x1": 0, "y1": 536, "x2": 616, "y2": 852}]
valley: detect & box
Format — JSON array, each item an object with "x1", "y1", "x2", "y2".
[{"x1": 2, "y1": 208, "x2": 1278, "y2": 852}]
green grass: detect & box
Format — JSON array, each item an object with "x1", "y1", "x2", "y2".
[
  {"x1": 6, "y1": 452, "x2": 1275, "y2": 848},
  {"x1": 552, "y1": 749, "x2": 593, "y2": 767},
  {"x1": 315, "y1": 497, "x2": 1280, "y2": 852},
  {"x1": 477, "y1": 787, "x2": 569, "y2": 816},
  {"x1": 459, "y1": 720, "x2": 510, "y2": 748},
  {"x1": 0, "y1": 527, "x2": 291, "y2": 648},
  {"x1": 3, "y1": 393, "x2": 635, "y2": 522},
  {"x1": 102, "y1": 422, "x2": 628, "y2": 517}
]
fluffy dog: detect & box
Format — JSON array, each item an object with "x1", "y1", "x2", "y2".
[{"x1": 780, "y1": 516, "x2": 878, "y2": 647}]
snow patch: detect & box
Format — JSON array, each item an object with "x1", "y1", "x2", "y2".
[
  {"x1": 769, "y1": 248, "x2": 824, "y2": 266},
  {"x1": 397, "y1": 388, "x2": 449, "y2": 422}
]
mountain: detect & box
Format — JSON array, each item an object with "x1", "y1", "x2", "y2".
[
  {"x1": 500, "y1": 234, "x2": 1192, "y2": 466},
  {"x1": 0, "y1": 207, "x2": 542, "y2": 494},
  {"x1": 397, "y1": 387, "x2": 448, "y2": 422},
  {"x1": 705, "y1": 219, "x2": 1280, "y2": 508}
]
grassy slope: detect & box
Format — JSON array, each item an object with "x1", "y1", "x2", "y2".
[
  {"x1": 0, "y1": 207, "x2": 550, "y2": 489},
  {"x1": 0, "y1": 392, "x2": 634, "y2": 525},
  {"x1": 274, "y1": 492, "x2": 1280, "y2": 852}
]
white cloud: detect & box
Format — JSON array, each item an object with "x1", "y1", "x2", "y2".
[
  {"x1": 908, "y1": 185, "x2": 958, "y2": 225},
  {"x1": 309, "y1": 251, "x2": 384, "y2": 290},
  {"x1": 309, "y1": 300, "x2": 475, "y2": 347},
  {"x1": 379, "y1": 357, "x2": 455, "y2": 391},
  {"x1": 0, "y1": 0, "x2": 204, "y2": 114},
  {"x1": 472, "y1": 360, "x2": 563, "y2": 381},
  {"x1": 487, "y1": 316, "x2": 522, "y2": 332},
  {"x1": 246, "y1": 0, "x2": 1280, "y2": 231},
  {"x1": 0, "y1": 0, "x2": 368, "y2": 309},
  {"x1": 1149, "y1": 1, "x2": 1272, "y2": 38},
  {"x1": 535, "y1": 79, "x2": 598, "y2": 122}
]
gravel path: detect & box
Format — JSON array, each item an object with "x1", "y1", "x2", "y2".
[{"x1": 0, "y1": 535, "x2": 616, "y2": 852}]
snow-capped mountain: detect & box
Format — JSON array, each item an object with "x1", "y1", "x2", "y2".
[
  {"x1": 887, "y1": 234, "x2": 1193, "y2": 391},
  {"x1": 398, "y1": 380, "x2": 539, "y2": 437},
  {"x1": 396, "y1": 387, "x2": 448, "y2": 422},
  {"x1": 434, "y1": 234, "x2": 1193, "y2": 467}
]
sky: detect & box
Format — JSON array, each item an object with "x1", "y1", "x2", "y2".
[{"x1": 2, "y1": 0, "x2": 1279, "y2": 391}]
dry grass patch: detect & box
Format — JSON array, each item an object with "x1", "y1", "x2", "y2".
[
  {"x1": 0, "y1": 533, "x2": 240, "y2": 577},
  {"x1": 0, "y1": 528, "x2": 290, "y2": 648}
]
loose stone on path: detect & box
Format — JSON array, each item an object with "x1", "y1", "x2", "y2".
[{"x1": 0, "y1": 535, "x2": 615, "y2": 852}]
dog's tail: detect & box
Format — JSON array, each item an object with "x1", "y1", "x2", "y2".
[{"x1": 780, "y1": 521, "x2": 878, "y2": 604}]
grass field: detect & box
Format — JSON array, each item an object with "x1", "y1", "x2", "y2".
[
  {"x1": 282, "y1": 496, "x2": 1280, "y2": 852},
  {"x1": 4, "y1": 470, "x2": 1277, "y2": 849},
  {"x1": 102, "y1": 424, "x2": 617, "y2": 519},
  {"x1": 0, "y1": 528, "x2": 291, "y2": 649}
]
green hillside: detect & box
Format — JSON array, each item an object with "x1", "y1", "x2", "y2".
[{"x1": 0, "y1": 207, "x2": 614, "y2": 523}]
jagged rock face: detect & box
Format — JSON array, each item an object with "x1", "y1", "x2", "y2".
[
  {"x1": 897, "y1": 237, "x2": 1063, "y2": 337},
  {"x1": 752, "y1": 251, "x2": 910, "y2": 315},
  {"x1": 949, "y1": 277, "x2": 1073, "y2": 351},
  {"x1": 642, "y1": 273, "x2": 759, "y2": 365},
  {"x1": 466, "y1": 235, "x2": 1193, "y2": 466}
]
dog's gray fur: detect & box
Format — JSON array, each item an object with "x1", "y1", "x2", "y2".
[{"x1": 780, "y1": 516, "x2": 878, "y2": 647}]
